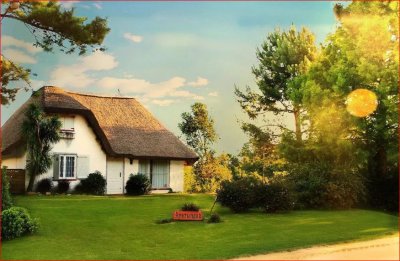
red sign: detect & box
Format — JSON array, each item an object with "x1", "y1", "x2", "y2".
[{"x1": 173, "y1": 210, "x2": 203, "y2": 221}]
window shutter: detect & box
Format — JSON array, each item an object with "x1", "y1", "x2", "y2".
[
  {"x1": 77, "y1": 156, "x2": 90, "y2": 179},
  {"x1": 53, "y1": 154, "x2": 60, "y2": 179}
]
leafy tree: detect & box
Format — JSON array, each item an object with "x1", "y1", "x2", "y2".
[
  {"x1": 233, "y1": 1, "x2": 397, "y2": 210},
  {"x1": 2, "y1": 167, "x2": 13, "y2": 210},
  {"x1": 304, "y1": 1, "x2": 398, "y2": 176},
  {"x1": 238, "y1": 123, "x2": 285, "y2": 181},
  {"x1": 235, "y1": 26, "x2": 317, "y2": 142},
  {"x1": 0, "y1": 58, "x2": 31, "y2": 105},
  {"x1": 183, "y1": 154, "x2": 232, "y2": 193},
  {"x1": 179, "y1": 103, "x2": 231, "y2": 192},
  {"x1": 22, "y1": 103, "x2": 61, "y2": 192},
  {"x1": 0, "y1": 1, "x2": 110, "y2": 104},
  {"x1": 296, "y1": 1, "x2": 398, "y2": 210},
  {"x1": 179, "y1": 102, "x2": 217, "y2": 159}
]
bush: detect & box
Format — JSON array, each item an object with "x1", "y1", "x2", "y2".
[
  {"x1": 287, "y1": 163, "x2": 365, "y2": 210},
  {"x1": 181, "y1": 203, "x2": 200, "y2": 211},
  {"x1": 287, "y1": 163, "x2": 330, "y2": 209},
  {"x1": 36, "y1": 178, "x2": 53, "y2": 194},
  {"x1": 125, "y1": 174, "x2": 151, "y2": 195},
  {"x1": 73, "y1": 183, "x2": 83, "y2": 194},
  {"x1": 2, "y1": 167, "x2": 13, "y2": 210},
  {"x1": 323, "y1": 169, "x2": 365, "y2": 209},
  {"x1": 79, "y1": 171, "x2": 106, "y2": 195},
  {"x1": 217, "y1": 176, "x2": 262, "y2": 213},
  {"x1": 184, "y1": 165, "x2": 198, "y2": 193},
  {"x1": 368, "y1": 170, "x2": 398, "y2": 212},
  {"x1": 207, "y1": 213, "x2": 222, "y2": 223},
  {"x1": 56, "y1": 180, "x2": 70, "y2": 194},
  {"x1": 156, "y1": 218, "x2": 173, "y2": 224},
  {"x1": 2, "y1": 207, "x2": 39, "y2": 240},
  {"x1": 257, "y1": 178, "x2": 294, "y2": 213}
]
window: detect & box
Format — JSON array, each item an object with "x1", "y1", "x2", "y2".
[
  {"x1": 60, "y1": 117, "x2": 74, "y2": 131},
  {"x1": 139, "y1": 160, "x2": 150, "y2": 177},
  {"x1": 152, "y1": 160, "x2": 169, "y2": 189},
  {"x1": 59, "y1": 116, "x2": 75, "y2": 139},
  {"x1": 138, "y1": 160, "x2": 170, "y2": 188},
  {"x1": 59, "y1": 155, "x2": 76, "y2": 179}
]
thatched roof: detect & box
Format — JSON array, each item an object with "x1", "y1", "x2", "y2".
[{"x1": 2, "y1": 86, "x2": 198, "y2": 161}]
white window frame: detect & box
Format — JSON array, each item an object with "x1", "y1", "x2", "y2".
[
  {"x1": 59, "y1": 154, "x2": 77, "y2": 180},
  {"x1": 60, "y1": 116, "x2": 75, "y2": 132}
]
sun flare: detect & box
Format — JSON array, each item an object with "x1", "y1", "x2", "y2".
[{"x1": 346, "y1": 89, "x2": 378, "y2": 117}]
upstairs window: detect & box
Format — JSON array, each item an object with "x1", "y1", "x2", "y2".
[
  {"x1": 59, "y1": 116, "x2": 75, "y2": 139},
  {"x1": 60, "y1": 116, "x2": 74, "y2": 132}
]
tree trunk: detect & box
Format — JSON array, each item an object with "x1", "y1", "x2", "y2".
[
  {"x1": 293, "y1": 107, "x2": 302, "y2": 143},
  {"x1": 376, "y1": 146, "x2": 388, "y2": 176},
  {"x1": 26, "y1": 173, "x2": 35, "y2": 192},
  {"x1": 374, "y1": 100, "x2": 388, "y2": 177}
]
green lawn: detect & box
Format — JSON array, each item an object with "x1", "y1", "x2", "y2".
[{"x1": 2, "y1": 194, "x2": 397, "y2": 260}]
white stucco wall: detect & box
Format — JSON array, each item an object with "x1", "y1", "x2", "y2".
[
  {"x1": 1, "y1": 152, "x2": 29, "y2": 190},
  {"x1": 40, "y1": 114, "x2": 107, "y2": 190},
  {"x1": 123, "y1": 158, "x2": 139, "y2": 193},
  {"x1": 169, "y1": 160, "x2": 184, "y2": 192},
  {"x1": 1, "y1": 152, "x2": 27, "y2": 169}
]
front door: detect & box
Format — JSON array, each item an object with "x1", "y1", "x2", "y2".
[{"x1": 106, "y1": 158, "x2": 124, "y2": 194}]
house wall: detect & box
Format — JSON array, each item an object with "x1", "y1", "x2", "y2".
[
  {"x1": 41, "y1": 114, "x2": 107, "y2": 190},
  {"x1": 169, "y1": 160, "x2": 184, "y2": 192},
  {"x1": 1, "y1": 152, "x2": 27, "y2": 169},
  {"x1": 1, "y1": 151, "x2": 29, "y2": 190},
  {"x1": 2, "y1": 114, "x2": 187, "y2": 193},
  {"x1": 123, "y1": 158, "x2": 139, "y2": 193}
]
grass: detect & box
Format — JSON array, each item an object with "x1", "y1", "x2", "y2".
[{"x1": 2, "y1": 194, "x2": 398, "y2": 260}]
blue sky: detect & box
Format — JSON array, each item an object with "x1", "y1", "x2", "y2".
[{"x1": 1, "y1": 1, "x2": 338, "y2": 154}]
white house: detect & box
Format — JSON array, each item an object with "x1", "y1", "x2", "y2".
[{"x1": 1, "y1": 86, "x2": 198, "y2": 194}]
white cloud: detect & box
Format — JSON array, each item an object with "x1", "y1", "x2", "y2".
[
  {"x1": 98, "y1": 76, "x2": 204, "y2": 106},
  {"x1": 193, "y1": 95, "x2": 205, "y2": 100},
  {"x1": 2, "y1": 35, "x2": 42, "y2": 54},
  {"x1": 60, "y1": 1, "x2": 79, "y2": 9},
  {"x1": 30, "y1": 80, "x2": 46, "y2": 91},
  {"x1": 152, "y1": 99, "x2": 175, "y2": 106},
  {"x1": 49, "y1": 51, "x2": 118, "y2": 88},
  {"x1": 208, "y1": 91, "x2": 218, "y2": 97},
  {"x1": 188, "y1": 77, "x2": 208, "y2": 87},
  {"x1": 93, "y1": 3, "x2": 102, "y2": 9},
  {"x1": 123, "y1": 33, "x2": 143, "y2": 43},
  {"x1": 48, "y1": 50, "x2": 206, "y2": 106},
  {"x1": 3, "y1": 48, "x2": 37, "y2": 64},
  {"x1": 98, "y1": 76, "x2": 184, "y2": 98}
]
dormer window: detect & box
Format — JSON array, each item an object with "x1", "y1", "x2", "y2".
[
  {"x1": 61, "y1": 116, "x2": 74, "y2": 131},
  {"x1": 60, "y1": 116, "x2": 75, "y2": 139}
]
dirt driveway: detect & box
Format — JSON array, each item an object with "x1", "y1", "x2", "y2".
[{"x1": 233, "y1": 234, "x2": 399, "y2": 260}]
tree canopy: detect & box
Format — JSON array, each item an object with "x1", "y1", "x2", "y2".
[
  {"x1": 235, "y1": 26, "x2": 317, "y2": 142},
  {"x1": 0, "y1": 1, "x2": 110, "y2": 104},
  {"x1": 178, "y1": 102, "x2": 218, "y2": 159},
  {"x1": 235, "y1": 1, "x2": 398, "y2": 211}
]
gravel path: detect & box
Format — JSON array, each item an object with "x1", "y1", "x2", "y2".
[{"x1": 232, "y1": 234, "x2": 399, "y2": 260}]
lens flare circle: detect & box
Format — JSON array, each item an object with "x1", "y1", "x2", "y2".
[{"x1": 346, "y1": 89, "x2": 378, "y2": 117}]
